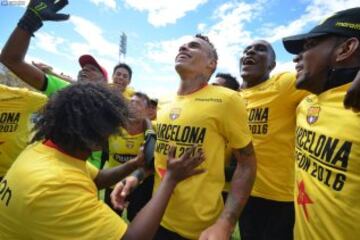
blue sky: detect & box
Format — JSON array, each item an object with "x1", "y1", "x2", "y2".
[{"x1": 0, "y1": 0, "x2": 359, "y2": 97}]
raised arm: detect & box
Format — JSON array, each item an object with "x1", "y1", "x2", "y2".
[
  {"x1": 0, "y1": 27, "x2": 45, "y2": 90},
  {"x1": 0, "y1": 0, "x2": 69, "y2": 90}
]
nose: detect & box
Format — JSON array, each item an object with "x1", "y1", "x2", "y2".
[
  {"x1": 179, "y1": 44, "x2": 188, "y2": 52},
  {"x1": 293, "y1": 54, "x2": 301, "y2": 63},
  {"x1": 245, "y1": 46, "x2": 256, "y2": 56}
]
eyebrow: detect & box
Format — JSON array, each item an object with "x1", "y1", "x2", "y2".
[
  {"x1": 244, "y1": 43, "x2": 268, "y2": 51},
  {"x1": 189, "y1": 41, "x2": 201, "y2": 47}
]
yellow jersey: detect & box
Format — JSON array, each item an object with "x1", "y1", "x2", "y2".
[
  {"x1": 0, "y1": 142, "x2": 127, "y2": 239},
  {"x1": 106, "y1": 127, "x2": 144, "y2": 169},
  {"x1": 240, "y1": 72, "x2": 308, "y2": 201},
  {"x1": 294, "y1": 83, "x2": 360, "y2": 240},
  {"x1": 123, "y1": 86, "x2": 135, "y2": 99},
  {"x1": 0, "y1": 84, "x2": 47, "y2": 177},
  {"x1": 154, "y1": 84, "x2": 252, "y2": 239}
]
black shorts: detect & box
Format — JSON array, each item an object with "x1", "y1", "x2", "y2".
[
  {"x1": 239, "y1": 196, "x2": 294, "y2": 240},
  {"x1": 153, "y1": 225, "x2": 189, "y2": 240}
]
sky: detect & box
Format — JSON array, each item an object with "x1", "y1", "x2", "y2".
[{"x1": 0, "y1": 0, "x2": 359, "y2": 98}]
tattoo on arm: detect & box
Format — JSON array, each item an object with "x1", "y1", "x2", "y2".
[{"x1": 220, "y1": 142, "x2": 256, "y2": 226}]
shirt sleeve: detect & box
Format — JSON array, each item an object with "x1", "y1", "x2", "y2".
[
  {"x1": 86, "y1": 161, "x2": 100, "y2": 180},
  {"x1": 24, "y1": 90, "x2": 48, "y2": 113},
  {"x1": 278, "y1": 72, "x2": 309, "y2": 105},
  {"x1": 43, "y1": 74, "x2": 71, "y2": 97},
  {"x1": 221, "y1": 92, "x2": 252, "y2": 149}
]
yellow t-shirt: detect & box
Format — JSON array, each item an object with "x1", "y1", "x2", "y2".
[
  {"x1": 294, "y1": 83, "x2": 360, "y2": 240},
  {"x1": 0, "y1": 84, "x2": 47, "y2": 177},
  {"x1": 0, "y1": 143, "x2": 127, "y2": 239},
  {"x1": 154, "y1": 85, "x2": 252, "y2": 239},
  {"x1": 123, "y1": 86, "x2": 135, "y2": 99},
  {"x1": 240, "y1": 72, "x2": 308, "y2": 201},
  {"x1": 106, "y1": 127, "x2": 144, "y2": 169}
]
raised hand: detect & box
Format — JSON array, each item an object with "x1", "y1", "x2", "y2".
[
  {"x1": 18, "y1": 0, "x2": 70, "y2": 35},
  {"x1": 111, "y1": 176, "x2": 139, "y2": 210},
  {"x1": 165, "y1": 145, "x2": 205, "y2": 183}
]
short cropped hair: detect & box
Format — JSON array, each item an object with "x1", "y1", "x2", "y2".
[
  {"x1": 134, "y1": 91, "x2": 151, "y2": 107},
  {"x1": 195, "y1": 34, "x2": 218, "y2": 61},
  {"x1": 113, "y1": 63, "x2": 133, "y2": 81},
  {"x1": 215, "y1": 73, "x2": 240, "y2": 91}
]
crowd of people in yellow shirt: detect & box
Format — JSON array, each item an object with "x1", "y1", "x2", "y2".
[{"x1": 1, "y1": 1, "x2": 360, "y2": 240}]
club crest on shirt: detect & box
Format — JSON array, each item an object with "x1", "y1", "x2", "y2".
[
  {"x1": 126, "y1": 141, "x2": 135, "y2": 149},
  {"x1": 307, "y1": 105, "x2": 321, "y2": 125},
  {"x1": 169, "y1": 108, "x2": 181, "y2": 120}
]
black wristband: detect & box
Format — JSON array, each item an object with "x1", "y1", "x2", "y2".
[{"x1": 131, "y1": 169, "x2": 145, "y2": 183}]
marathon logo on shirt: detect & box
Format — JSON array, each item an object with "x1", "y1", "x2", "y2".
[
  {"x1": 0, "y1": 178, "x2": 12, "y2": 207},
  {"x1": 295, "y1": 126, "x2": 352, "y2": 191},
  {"x1": 0, "y1": 112, "x2": 20, "y2": 133},
  {"x1": 155, "y1": 123, "x2": 206, "y2": 157},
  {"x1": 248, "y1": 107, "x2": 269, "y2": 135},
  {"x1": 113, "y1": 154, "x2": 136, "y2": 164}
]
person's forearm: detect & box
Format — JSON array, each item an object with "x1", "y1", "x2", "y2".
[
  {"x1": 94, "y1": 159, "x2": 139, "y2": 189},
  {"x1": 122, "y1": 174, "x2": 177, "y2": 240},
  {"x1": 220, "y1": 146, "x2": 256, "y2": 227},
  {"x1": 0, "y1": 27, "x2": 45, "y2": 90}
]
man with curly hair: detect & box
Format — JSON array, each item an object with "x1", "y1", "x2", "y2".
[{"x1": 0, "y1": 82, "x2": 205, "y2": 239}]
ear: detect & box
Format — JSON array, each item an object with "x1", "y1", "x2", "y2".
[
  {"x1": 335, "y1": 37, "x2": 360, "y2": 62},
  {"x1": 208, "y1": 58, "x2": 217, "y2": 72},
  {"x1": 269, "y1": 60, "x2": 276, "y2": 71}
]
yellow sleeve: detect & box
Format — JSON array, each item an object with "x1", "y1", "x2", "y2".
[
  {"x1": 221, "y1": 92, "x2": 252, "y2": 149},
  {"x1": 86, "y1": 161, "x2": 100, "y2": 180},
  {"x1": 24, "y1": 89, "x2": 48, "y2": 112},
  {"x1": 278, "y1": 72, "x2": 309, "y2": 104}
]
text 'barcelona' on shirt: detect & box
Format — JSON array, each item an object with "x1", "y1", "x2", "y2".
[
  {"x1": 155, "y1": 123, "x2": 206, "y2": 157},
  {"x1": 0, "y1": 112, "x2": 20, "y2": 133},
  {"x1": 295, "y1": 126, "x2": 351, "y2": 191},
  {"x1": 248, "y1": 107, "x2": 269, "y2": 135}
]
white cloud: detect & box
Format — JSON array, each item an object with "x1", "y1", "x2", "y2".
[
  {"x1": 143, "y1": 0, "x2": 360, "y2": 82},
  {"x1": 124, "y1": 0, "x2": 208, "y2": 27},
  {"x1": 273, "y1": 61, "x2": 296, "y2": 75},
  {"x1": 142, "y1": 0, "x2": 267, "y2": 82},
  {"x1": 89, "y1": 0, "x2": 117, "y2": 10},
  {"x1": 262, "y1": 0, "x2": 360, "y2": 43},
  {"x1": 207, "y1": 0, "x2": 266, "y2": 75},
  {"x1": 67, "y1": 15, "x2": 120, "y2": 77},
  {"x1": 146, "y1": 35, "x2": 193, "y2": 66},
  {"x1": 70, "y1": 15, "x2": 118, "y2": 59},
  {"x1": 197, "y1": 23, "x2": 207, "y2": 32},
  {"x1": 35, "y1": 32, "x2": 65, "y2": 54}
]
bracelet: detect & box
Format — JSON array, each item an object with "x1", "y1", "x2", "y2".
[{"x1": 131, "y1": 169, "x2": 145, "y2": 183}]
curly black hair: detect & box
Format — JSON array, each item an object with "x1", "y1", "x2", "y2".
[
  {"x1": 31, "y1": 82, "x2": 130, "y2": 154},
  {"x1": 215, "y1": 73, "x2": 240, "y2": 91}
]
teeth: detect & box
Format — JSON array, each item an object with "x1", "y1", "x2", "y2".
[{"x1": 243, "y1": 58, "x2": 255, "y2": 65}]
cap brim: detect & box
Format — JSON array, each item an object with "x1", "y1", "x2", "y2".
[
  {"x1": 79, "y1": 54, "x2": 108, "y2": 81},
  {"x1": 282, "y1": 32, "x2": 328, "y2": 54},
  {"x1": 79, "y1": 54, "x2": 102, "y2": 70}
]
